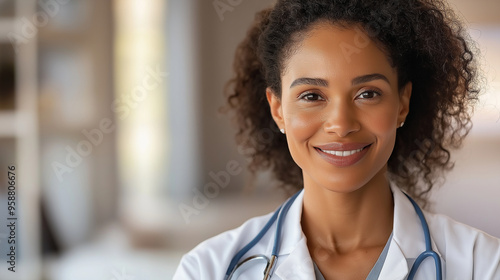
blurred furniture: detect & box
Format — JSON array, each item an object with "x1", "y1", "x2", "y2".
[
  {"x1": 0, "y1": 1, "x2": 40, "y2": 279},
  {"x1": 37, "y1": 0, "x2": 116, "y2": 252},
  {"x1": 1, "y1": 1, "x2": 116, "y2": 279}
]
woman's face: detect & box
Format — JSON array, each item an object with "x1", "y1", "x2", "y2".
[{"x1": 267, "y1": 23, "x2": 411, "y2": 193}]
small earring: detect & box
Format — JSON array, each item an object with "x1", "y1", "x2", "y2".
[
  {"x1": 280, "y1": 128, "x2": 285, "y2": 134},
  {"x1": 399, "y1": 121, "x2": 405, "y2": 128}
]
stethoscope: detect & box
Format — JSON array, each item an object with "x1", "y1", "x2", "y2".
[{"x1": 224, "y1": 190, "x2": 443, "y2": 280}]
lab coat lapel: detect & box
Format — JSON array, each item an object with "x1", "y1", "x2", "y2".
[
  {"x1": 274, "y1": 236, "x2": 316, "y2": 279},
  {"x1": 378, "y1": 185, "x2": 444, "y2": 279},
  {"x1": 271, "y1": 190, "x2": 317, "y2": 279},
  {"x1": 378, "y1": 238, "x2": 410, "y2": 280},
  {"x1": 264, "y1": 190, "x2": 305, "y2": 256}
]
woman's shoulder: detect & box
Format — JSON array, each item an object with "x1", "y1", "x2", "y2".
[
  {"x1": 425, "y1": 210, "x2": 500, "y2": 277},
  {"x1": 173, "y1": 210, "x2": 275, "y2": 280},
  {"x1": 425, "y1": 210, "x2": 500, "y2": 245}
]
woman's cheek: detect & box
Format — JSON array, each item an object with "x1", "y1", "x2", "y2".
[
  {"x1": 367, "y1": 104, "x2": 398, "y2": 136},
  {"x1": 366, "y1": 106, "x2": 399, "y2": 158},
  {"x1": 285, "y1": 109, "x2": 321, "y2": 143}
]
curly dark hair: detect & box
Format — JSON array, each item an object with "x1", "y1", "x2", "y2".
[{"x1": 224, "y1": 0, "x2": 479, "y2": 205}]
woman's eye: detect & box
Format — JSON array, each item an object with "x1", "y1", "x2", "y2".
[
  {"x1": 357, "y1": 90, "x2": 380, "y2": 99},
  {"x1": 299, "y1": 93, "x2": 323, "y2": 101}
]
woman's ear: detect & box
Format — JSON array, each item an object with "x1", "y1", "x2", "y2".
[
  {"x1": 266, "y1": 88, "x2": 285, "y2": 131},
  {"x1": 398, "y1": 82, "x2": 412, "y2": 125}
]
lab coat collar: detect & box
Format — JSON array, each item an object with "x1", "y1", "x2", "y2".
[
  {"x1": 270, "y1": 189, "x2": 317, "y2": 278},
  {"x1": 265, "y1": 189, "x2": 305, "y2": 257},
  {"x1": 274, "y1": 235, "x2": 316, "y2": 279},
  {"x1": 378, "y1": 184, "x2": 443, "y2": 279}
]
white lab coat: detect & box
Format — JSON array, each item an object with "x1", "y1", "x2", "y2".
[{"x1": 173, "y1": 185, "x2": 500, "y2": 279}]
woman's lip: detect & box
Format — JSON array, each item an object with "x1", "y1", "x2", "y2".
[
  {"x1": 314, "y1": 142, "x2": 372, "y2": 151},
  {"x1": 315, "y1": 144, "x2": 372, "y2": 167}
]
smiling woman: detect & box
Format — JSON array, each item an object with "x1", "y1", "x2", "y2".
[
  {"x1": 265, "y1": 25, "x2": 411, "y2": 278},
  {"x1": 173, "y1": 0, "x2": 500, "y2": 279}
]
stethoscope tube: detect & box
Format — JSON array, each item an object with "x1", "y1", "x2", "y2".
[
  {"x1": 224, "y1": 205, "x2": 281, "y2": 279},
  {"x1": 225, "y1": 191, "x2": 301, "y2": 280},
  {"x1": 404, "y1": 193, "x2": 443, "y2": 280}
]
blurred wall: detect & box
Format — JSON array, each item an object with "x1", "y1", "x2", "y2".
[{"x1": 195, "y1": 0, "x2": 277, "y2": 195}]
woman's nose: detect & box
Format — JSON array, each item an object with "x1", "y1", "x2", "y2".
[{"x1": 322, "y1": 101, "x2": 360, "y2": 138}]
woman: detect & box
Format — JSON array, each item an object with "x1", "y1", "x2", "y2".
[{"x1": 174, "y1": 0, "x2": 500, "y2": 279}]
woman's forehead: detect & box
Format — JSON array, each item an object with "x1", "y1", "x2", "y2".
[{"x1": 282, "y1": 23, "x2": 398, "y2": 88}]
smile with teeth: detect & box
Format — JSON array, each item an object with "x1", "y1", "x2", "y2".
[{"x1": 318, "y1": 147, "x2": 364, "y2": 157}]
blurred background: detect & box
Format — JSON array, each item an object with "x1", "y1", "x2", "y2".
[{"x1": 0, "y1": 0, "x2": 498, "y2": 279}]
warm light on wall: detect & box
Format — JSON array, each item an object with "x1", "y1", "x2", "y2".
[
  {"x1": 113, "y1": 0, "x2": 169, "y2": 200},
  {"x1": 469, "y1": 26, "x2": 500, "y2": 131}
]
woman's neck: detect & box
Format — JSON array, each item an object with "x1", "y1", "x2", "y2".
[{"x1": 300, "y1": 167, "x2": 394, "y2": 255}]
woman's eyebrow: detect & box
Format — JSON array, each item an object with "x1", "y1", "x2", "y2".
[
  {"x1": 290, "y1": 77, "x2": 328, "y2": 88},
  {"x1": 289, "y1": 74, "x2": 389, "y2": 89},
  {"x1": 352, "y1": 73, "x2": 390, "y2": 85}
]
